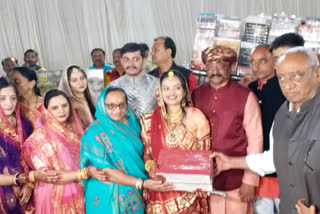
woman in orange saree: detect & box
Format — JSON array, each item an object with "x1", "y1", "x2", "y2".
[
  {"x1": 140, "y1": 70, "x2": 211, "y2": 214},
  {"x1": 22, "y1": 89, "x2": 94, "y2": 214},
  {"x1": 10, "y1": 67, "x2": 43, "y2": 129}
]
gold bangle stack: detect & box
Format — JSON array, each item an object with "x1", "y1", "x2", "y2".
[
  {"x1": 145, "y1": 160, "x2": 156, "y2": 173},
  {"x1": 77, "y1": 168, "x2": 89, "y2": 181},
  {"x1": 29, "y1": 171, "x2": 36, "y2": 183},
  {"x1": 135, "y1": 178, "x2": 143, "y2": 190}
]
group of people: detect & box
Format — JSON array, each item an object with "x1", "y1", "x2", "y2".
[{"x1": 0, "y1": 32, "x2": 319, "y2": 214}]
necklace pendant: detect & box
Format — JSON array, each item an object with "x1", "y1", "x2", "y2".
[{"x1": 166, "y1": 131, "x2": 179, "y2": 148}]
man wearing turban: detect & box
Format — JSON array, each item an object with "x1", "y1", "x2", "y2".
[{"x1": 192, "y1": 45, "x2": 263, "y2": 214}]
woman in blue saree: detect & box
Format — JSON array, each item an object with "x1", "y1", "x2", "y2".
[{"x1": 80, "y1": 86, "x2": 173, "y2": 214}]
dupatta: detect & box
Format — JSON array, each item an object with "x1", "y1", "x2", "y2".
[
  {"x1": 22, "y1": 103, "x2": 85, "y2": 214},
  {"x1": 80, "y1": 86, "x2": 148, "y2": 214},
  {"x1": 59, "y1": 65, "x2": 96, "y2": 129},
  {"x1": 0, "y1": 104, "x2": 32, "y2": 214},
  {"x1": 149, "y1": 81, "x2": 197, "y2": 160},
  {"x1": 140, "y1": 77, "x2": 210, "y2": 214}
]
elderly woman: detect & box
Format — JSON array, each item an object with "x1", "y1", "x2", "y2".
[{"x1": 80, "y1": 86, "x2": 173, "y2": 213}]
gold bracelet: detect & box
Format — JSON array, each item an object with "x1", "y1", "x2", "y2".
[
  {"x1": 13, "y1": 173, "x2": 19, "y2": 185},
  {"x1": 80, "y1": 168, "x2": 89, "y2": 180},
  {"x1": 83, "y1": 168, "x2": 89, "y2": 180},
  {"x1": 77, "y1": 169, "x2": 82, "y2": 181},
  {"x1": 145, "y1": 160, "x2": 152, "y2": 172},
  {"x1": 29, "y1": 171, "x2": 36, "y2": 183},
  {"x1": 145, "y1": 160, "x2": 153, "y2": 173},
  {"x1": 77, "y1": 168, "x2": 89, "y2": 181},
  {"x1": 145, "y1": 160, "x2": 156, "y2": 173}
]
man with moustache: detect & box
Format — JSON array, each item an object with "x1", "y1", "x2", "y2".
[
  {"x1": 109, "y1": 43, "x2": 158, "y2": 117},
  {"x1": 23, "y1": 49, "x2": 46, "y2": 71},
  {"x1": 104, "y1": 48, "x2": 125, "y2": 87},
  {"x1": 192, "y1": 45, "x2": 263, "y2": 214},
  {"x1": 248, "y1": 44, "x2": 286, "y2": 214}
]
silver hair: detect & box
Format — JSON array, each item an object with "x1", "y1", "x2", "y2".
[{"x1": 277, "y1": 46, "x2": 319, "y2": 68}]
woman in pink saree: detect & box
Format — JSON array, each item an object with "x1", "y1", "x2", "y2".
[{"x1": 22, "y1": 89, "x2": 104, "y2": 214}]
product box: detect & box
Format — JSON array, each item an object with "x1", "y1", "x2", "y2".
[{"x1": 157, "y1": 150, "x2": 213, "y2": 192}]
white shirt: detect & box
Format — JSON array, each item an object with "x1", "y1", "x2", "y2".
[
  {"x1": 246, "y1": 125, "x2": 276, "y2": 176},
  {"x1": 246, "y1": 102, "x2": 300, "y2": 176}
]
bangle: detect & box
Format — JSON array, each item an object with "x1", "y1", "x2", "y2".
[
  {"x1": 82, "y1": 168, "x2": 89, "y2": 180},
  {"x1": 77, "y1": 169, "x2": 82, "y2": 181},
  {"x1": 145, "y1": 160, "x2": 156, "y2": 173},
  {"x1": 135, "y1": 178, "x2": 143, "y2": 190},
  {"x1": 77, "y1": 168, "x2": 89, "y2": 181},
  {"x1": 29, "y1": 171, "x2": 36, "y2": 183},
  {"x1": 13, "y1": 173, "x2": 19, "y2": 185}
]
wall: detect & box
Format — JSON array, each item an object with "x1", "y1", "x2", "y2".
[{"x1": 0, "y1": 0, "x2": 318, "y2": 70}]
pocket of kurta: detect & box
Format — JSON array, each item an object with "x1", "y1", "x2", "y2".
[
  {"x1": 303, "y1": 140, "x2": 320, "y2": 209},
  {"x1": 304, "y1": 139, "x2": 320, "y2": 172}
]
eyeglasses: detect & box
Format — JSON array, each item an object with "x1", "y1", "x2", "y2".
[{"x1": 105, "y1": 102, "x2": 126, "y2": 111}]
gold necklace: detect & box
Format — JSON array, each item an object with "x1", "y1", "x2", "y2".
[
  {"x1": 166, "y1": 109, "x2": 183, "y2": 123},
  {"x1": 165, "y1": 116, "x2": 184, "y2": 148}
]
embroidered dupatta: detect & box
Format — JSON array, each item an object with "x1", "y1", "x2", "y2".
[
  {"x1": 80, "y1": 86, "x2": 148, "y2": 214},
  {"x1": 22, "y1": 105, "x2": 85, "y2": 214},
  {"x1": 0, "y1": 104, "x2": 32, "y2": 214},
  {"x1": 140, "y1": 81, "x2": 211, "y2": 214}
]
